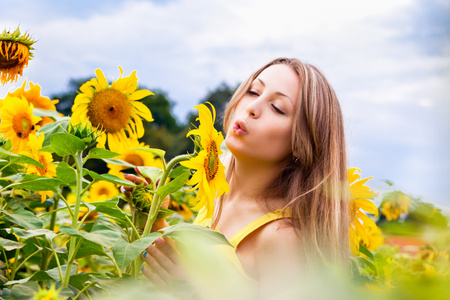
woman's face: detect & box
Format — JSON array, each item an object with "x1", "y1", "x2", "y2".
[{"x1": 225, "y1": 64, "x2": 300, "y2": 165}]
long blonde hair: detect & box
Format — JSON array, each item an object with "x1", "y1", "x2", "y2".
[{"x1": 215, "y1": 57, "x2": 350, "y2": 267}]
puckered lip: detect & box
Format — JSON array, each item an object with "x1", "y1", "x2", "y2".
[{"x1": 232, "y1": 119, "x2": 248, "y2": 135}]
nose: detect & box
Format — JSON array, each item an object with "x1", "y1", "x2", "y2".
[{"x1": 245, "y1": 99, "x2": 261, "y2": 119}]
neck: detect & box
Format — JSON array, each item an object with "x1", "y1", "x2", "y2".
[{"x1": 227, "y1": 157, "x2": 284, "y2": 205}]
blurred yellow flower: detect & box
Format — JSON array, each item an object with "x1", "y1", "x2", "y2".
[
  {"x1": 0, "y1": 27, "x2": 35, "y2": 85},
  {"x1": 33, "y1": 284, "x2": 63, "y2": 300},
  {"x1": 169, "y1": 200, "x2": 194, "y2": 221},
  {"x1": 359, "y1": 222, "x2": 384, "y2": 252},
  {"x1": 89, "y1": 180, "x2": 119, "y2": 202},
  {"x1": 381, "y1": 191, "x2": 411, "y2": 221},
  {"x1": 22, "y1": 133, "x2": 57, "y2": 202},
  {"x1": 347, "y1": 168, "x2": 379, "y2": 255},
  {"x1": 180, "y1": 103, "x2": 229, "y2": 219},
  {"x1": 0, "y1": 96, "x2": 41, "y2": 152},
  {"x1": 66, "y1": 193, "x2": 98, "y2": 221},
  {"x1": 71, "y1": 66, "x2": 154, "y2": 152},
  {"x1": 107, "y1": 139, "x2": 163, "y2": 178},
  {"x1": 8, "y1": 80, "x2": 59, "y2": 126}
]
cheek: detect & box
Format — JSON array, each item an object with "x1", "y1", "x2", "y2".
[{"x1": 264, "y1": 125, "x2": 292, "y2": 157}]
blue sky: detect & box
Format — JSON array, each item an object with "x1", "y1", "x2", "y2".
[{"x1": 1, "y1": 0, "x2": 449, "y2": 209}]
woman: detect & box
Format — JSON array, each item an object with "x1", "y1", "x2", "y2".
[{"x1": 128, "y1": 57, "x2": 350, "y2": 297}]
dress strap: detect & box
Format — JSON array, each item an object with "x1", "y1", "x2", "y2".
[{"x1": 228, "y1": 209, "x2": 290, "y2": 248}]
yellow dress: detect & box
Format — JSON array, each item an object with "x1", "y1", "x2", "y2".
[{"x1": 193, "y1": 207, "x2": 291, "y2": 280}]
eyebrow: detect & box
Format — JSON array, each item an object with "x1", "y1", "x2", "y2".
[{"x1": 256, "y1": 78, "x2": 293, "y2": 103}]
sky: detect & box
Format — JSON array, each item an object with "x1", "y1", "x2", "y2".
[{"x1": 1, "y1": 0, "x2": 449, "y2": 209}]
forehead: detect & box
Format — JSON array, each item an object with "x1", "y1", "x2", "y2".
[{"x1": 255, "y1": 64, "x2": 300, "y2": 103}]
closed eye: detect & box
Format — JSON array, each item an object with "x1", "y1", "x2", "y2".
[
  {"x1": 272, "y1": 104, "x2": 285, "y2": 115},
  {"x1": 247, "y1": 90, "x2": 259, "y2": 96}
]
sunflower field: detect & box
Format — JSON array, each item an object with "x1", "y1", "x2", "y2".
[{"x1": 0, "y1": 27, "x2": 449, "y2": 300}]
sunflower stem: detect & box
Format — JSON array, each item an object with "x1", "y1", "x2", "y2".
[
  {"x1": 63, "y1": 151, "x2": 84, "y2": 288},
  {"x1": 141, "y1": 153, "x2": 192, "y2": 237}
]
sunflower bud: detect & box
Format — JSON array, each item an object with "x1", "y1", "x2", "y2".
[
  {"x1": 68, "y1": 122, "x2": 102, "y2": 147},
  {"x1": 192, "y1": 134, "x2": 203, "y2": 155},
  {"x1": 129, "y1": 183, "x2": 154, "y2": 214}
]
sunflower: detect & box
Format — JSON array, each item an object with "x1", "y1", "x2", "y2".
[
  {"x1": 0, "y1": 27, "x2": 35, "y2": 85},
  {"x1": 89, "y1": 180, "x2": 119, "y2": 202},
  {"x1": 33, "y1": 283, "x2": 63, "y2": 300},
  {"x1": 8, "y1": 80, "x2": 60, "y2": 126},
  {"x1": 0, "y1": 95, "x2": 41, "y2": 152},
  {"x1": 71, "y1": 66, "x2": 154, "y2": 152},
  {"x1": 380, "y1": 191, "x2": 411, "y2": 221},
  {"x1": 358, "y1": 222, "x2": 384, "y2": 253},
  {"x1": 22, "y1": 133, "x2": 57, "y2": 202},
  {"x1": 180, "y1": 103, "x2": 229, "y2": 219},
  {"x1": 347, "y1": 168, "x2": 379, "y2": 255},
  {"x1": 107, "y1": 139, "x2": 163, "y2": 178},
  {"x1": 169, "y1": 200, "x2": 194, "y2": 221}
]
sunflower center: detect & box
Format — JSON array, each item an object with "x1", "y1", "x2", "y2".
[
  {"x1": 98, "y1": 187, "x2": 110, "y2": 196},
  {"x1": 203, "y1": 140, "x2": 219, "y2": 181},
  {"x1": 87, "y1": 89, "x2": 131, "y2": 133},
  {"x1": 12, "y1": 113, "x2": 34, "y2": 139},
  {"x1": 0, "y1": 41, "x2": 24, "y2": 68},
  {"x1": 125, "y1": 153, "x2": 145, "y2": 166},
  {"x1": 36, "y1": 154, "x2": 48, "y2": 176}
]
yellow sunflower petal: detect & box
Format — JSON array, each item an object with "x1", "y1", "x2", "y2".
[
  {"x1": 95, "y1": 69, "x2": 109, "y2": 89},
  {"x1": 129, "y1": 89, "x2": 154, "y2": 101},
  {"x1": 356, "y1": 199, "x2": 379, "y2": 216}
]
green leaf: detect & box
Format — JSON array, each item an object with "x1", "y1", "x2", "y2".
[
  {"x1": 29, "y1": 264, "x2": 77, "y2": 282},
  {"x1": 10, "y1": 153, "x2": 44, "y2": 168},
  {"x1": 33, "y1": 107, "x2": 62, "y2": 119},
  {"x1": 73, "y1": 239, "x2": 107, "y2": 259},
  {"x1": 155, "y1": 170, "x2": 190, "y2": 200},
  {"x1": 58, "y1": 225, "x2": 121, "y2": 248},
  {"x1": 157, "y1": 208, "x2": 175, "y2": 219},
  {"x1": 69, "y1": 273, "x2": 93, "y2": 290},
  {"x1": 358, "y1": 244, "x2": 375, "y2": 261},
  {"x1": 102, "y1": 158, "x2": 135, "y2": 168},
  {"x1": 56, "y1": 161, "x2": 76, "y2": 185},
  {"x1": 9, "y1": 176, "x2": 62, "y2": 192},
  {"x1": 361, "y1": 257, "x2": 378, "y2": 274},
  {"x1": 161, "y1": 223, "x2": 230, "y2": 247},
  {"x1": 112, "y1": 233, "x2": 161, "y2": 270},
  {"x1": 38, "y1": 118, "x2": 70, "y2": 147},
  {"x1": 169, "y1": 165, "x2": 189, "y2": 178},
  {"x1": 0, "y1": 209, "x2": 43, "y2": 229},
  {"x1": 0, "y1": 237, "x2": 24, "y2": 251},
  {"x1": 86, "y1": 148, "x2": 121, "y2": 160},
  {"x1": 0, "y1": 147, "x2": 19, "y2": 157},
  {"x1": 359, "y1": 244, "x2": 375, "y2": 260},
  {"x1": 8, "y1": 228, "x2": 57, "y2": 242},
  {"x1": 136, "y1": 166, "x2": 163, "y2": 185},
  {"x1": 46, "y1": 133, "x2": 85, "y2": 156},
  {"x1": 132, "y1": 147, "x2": 165, "y2": 161},
  {"x1": 91, "y1": 198, "x2": 129, "y2": 225},
  {"x1": 10, "y1": 282, "x2": 39, "y2": 298},
  {"x1": 88, "y1": 171, "x2": 136, "y2": 187}
]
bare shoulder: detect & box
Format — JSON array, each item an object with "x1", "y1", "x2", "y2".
[
  {"x1": 256, "y1": 219, "x2": 301, "y2": 258},
  {"x1": 254, "y1": 219, "x2": 303, "y2": 294}
]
